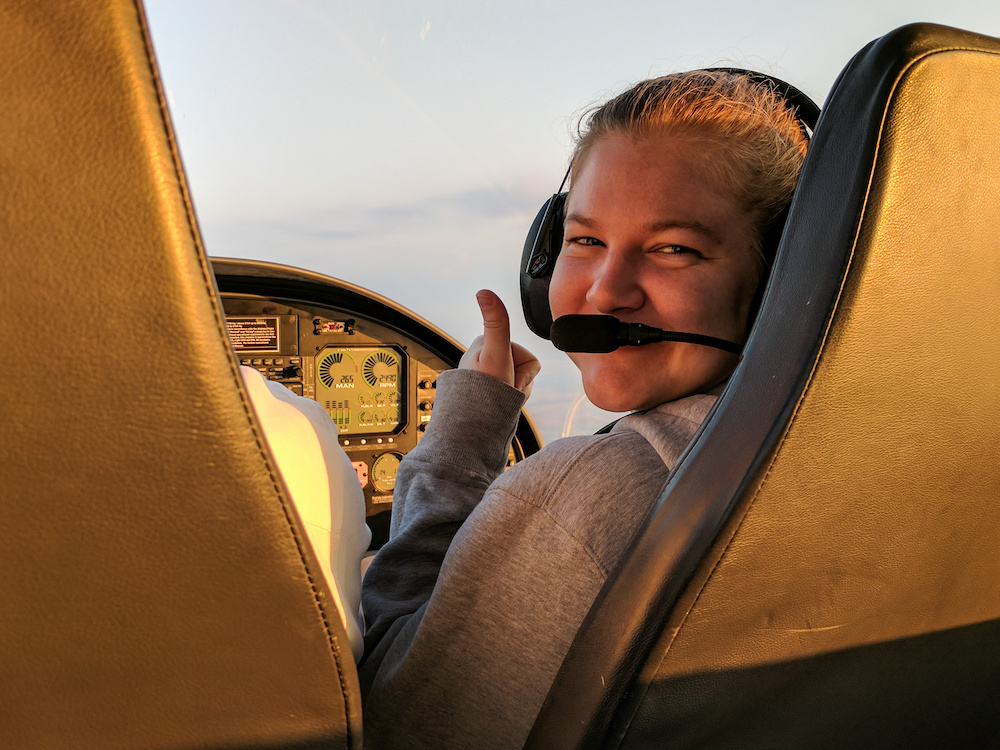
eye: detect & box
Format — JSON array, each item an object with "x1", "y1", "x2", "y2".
[
  {"x1": 653, "y1": 244, "x2": 701, "y2": 256},
  {"x1": 566, "y1": 235, "x2": 603, "y2": 247}
]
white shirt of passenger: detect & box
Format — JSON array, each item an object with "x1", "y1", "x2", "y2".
[{"x1": 240, "y1": 366, "x2": 371, "y2": 662}]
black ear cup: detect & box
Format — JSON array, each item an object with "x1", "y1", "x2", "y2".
[
  {"x1": 519, "y1": 69, "x2": 820, "y2": 341},
  {"x1": 520, "y1": 192, "x2": 566, "y2": 339}
]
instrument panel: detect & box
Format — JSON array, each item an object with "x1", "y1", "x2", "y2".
[
  {"x1": 212, "y1": 258, "x2": 543, "y2": 550},
  {"x1": 315, "y1": 346, "x2": 403, "y2": 435}
]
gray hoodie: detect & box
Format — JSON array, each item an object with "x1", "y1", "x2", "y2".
[{"x1": 360, "y1": 368, "x2": 716, "y2": 749}]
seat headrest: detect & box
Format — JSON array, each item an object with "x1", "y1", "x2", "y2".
[{"x1": 0, "y1": 1, "x2": 361, "y2": 746}]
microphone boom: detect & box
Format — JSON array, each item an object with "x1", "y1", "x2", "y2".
[{"x1": 550, "y1": 315, "x2": 742, "y2": 355}]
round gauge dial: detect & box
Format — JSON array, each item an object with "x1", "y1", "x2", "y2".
[
  {"x1": 317, "y1": 350, "x2": 357, "y2": 389},
  {"x1": 364, "y1": 351, "x2": 399, "y2": 388},
  {"x1": 371, "y1": 452, "x2": 402, "y2": 493}
]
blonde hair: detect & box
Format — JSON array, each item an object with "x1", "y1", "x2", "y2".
[{"x1": 571, "y1": 70, "x2": 808, "y2": 258}]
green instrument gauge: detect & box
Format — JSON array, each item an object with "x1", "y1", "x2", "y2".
[
  {"x1": 364, "y1": 351, "x2": 399, "y2": 388},
  {"x1": 317, "y1": 350, "x2": 357, "y2": 389},
  {"x1": 316, "y1": 346, "x2": 405, "y2": 436},
  {"x1": 371, "y1": 452, "x2": 402, "y2": 493}
]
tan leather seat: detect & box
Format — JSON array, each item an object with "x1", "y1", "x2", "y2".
[
  {"x1": 0, "y1": 1, "x2": 361, "y2": 747},
  {"x1": 528, "y1": 22, "x2": 1000, "y2": 749}
]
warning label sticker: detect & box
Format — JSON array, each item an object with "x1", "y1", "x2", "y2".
[{"x1": 226, "y1": 317, "x2": 279, "y2": 352}]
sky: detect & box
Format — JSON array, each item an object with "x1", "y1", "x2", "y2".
[{"x1": 143, "y1": 0, "x2": 1000, "y2": 442}]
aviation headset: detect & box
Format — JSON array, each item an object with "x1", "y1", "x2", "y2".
[{"x1": 519, "y1": 68, "x2": 821, "y2": 341}]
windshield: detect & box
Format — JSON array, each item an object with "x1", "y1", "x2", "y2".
[{"x1": 144, "y1": 0, "x2": 1000, "y2": 443}]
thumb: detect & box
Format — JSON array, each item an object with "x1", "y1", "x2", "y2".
[{"x1": 474, "y1": 290, "x2": 515, "y2": 385}]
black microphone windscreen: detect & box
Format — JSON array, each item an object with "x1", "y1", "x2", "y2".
[{"x1": 550, "y1": 315, "x2": 622, "y2": 353}]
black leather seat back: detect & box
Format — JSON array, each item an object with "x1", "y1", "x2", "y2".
[
  {"x1": 0, "y1": 1, "x2": 361, "y2": 747},
  {"x1": 528, "y1": 23, "x2": 1000, "y2": 749}
]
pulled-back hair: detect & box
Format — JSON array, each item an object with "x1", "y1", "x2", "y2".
[{"x1": 571, "y1": 70, "x2": 808, "y2": 259}]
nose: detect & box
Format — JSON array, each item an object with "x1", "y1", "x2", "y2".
[{"x1": 585, "y1": 249, "x2": 645, "y2": 314}]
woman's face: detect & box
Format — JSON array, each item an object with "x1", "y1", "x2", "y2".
[{"x1": 549, "y1": 133, "x2": 759, "y2": 412}]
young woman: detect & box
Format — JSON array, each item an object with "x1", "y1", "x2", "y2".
[{"x1": 359, "y1": 70, "x2": 809, "y2": 749}]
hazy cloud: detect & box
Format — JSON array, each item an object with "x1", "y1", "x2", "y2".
[{"x1": 275, "y1": 185, "x2": 542, "y2": 241}]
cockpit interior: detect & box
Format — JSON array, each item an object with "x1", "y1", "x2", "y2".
[
  {"x1": 213, "y1": 257, "x2": 543, "y2": 549},
  {"x1": 4, "y1": 1, "x2": 1000, "y2": 748}
]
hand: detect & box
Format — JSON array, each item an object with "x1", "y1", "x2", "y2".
[{"x1": 459, "y1": 290, "x2": 541, "y2": 398}]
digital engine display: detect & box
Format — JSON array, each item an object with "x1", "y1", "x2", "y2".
[{"x1": 315, "y1": 345, "x2": 404, "y2": 435}]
